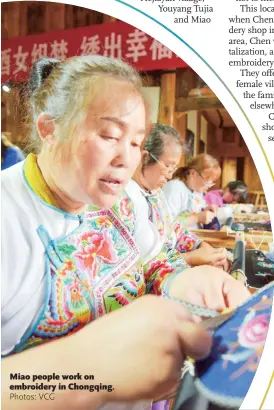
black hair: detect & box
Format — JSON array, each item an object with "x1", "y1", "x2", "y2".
[
  {"x1": 1, "y1": 138, "x2": 7, "y2": 163},
  {"x1": 143, "y1": 123, "x2": 183, "y2": 167},
  {"x1": 225, "y1": 180, "x2": 248, "y2": 202},
  {"x1": 24, "y1": 55, "x2": 146, "y2": 153},
  {"x1": 28, "y1": 58, "x2": 60, "y2": 95}
]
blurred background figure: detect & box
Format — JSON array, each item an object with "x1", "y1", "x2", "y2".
[
  {"x1": 1, "y1": 134, "x2": 25, "y2": 171},
  {"x1": 204, "y1": 180, "x2": 248, "y2": 207},
  {"x1": 163, "y1": 154, "x2": 221, "y2": 229}
]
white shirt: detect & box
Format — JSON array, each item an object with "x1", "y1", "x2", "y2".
[
  {"x1": 125, "y1": 180, "x2": 167, "y2": 265},
  {"x1": 1, "y1": 162, "x2": 82, "y2": 355},
  {"x1": 162, "y1": 179, "x2": 206, "y2": 229}
]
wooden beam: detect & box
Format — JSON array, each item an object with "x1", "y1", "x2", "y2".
[
  {"x1": 201, "y1": 110, "x2": 212, "y2": 125},
  {"x1": 176, "y1": 68, "x2": 198, "y2": 98},
  {"x1": 89, "y1": 10, "x2": 104, "y2": 25},
  {"x1": 1, "y1": 3, "x2": 9, "y2": 39},
  {"x1": 174, "y1": 112, "x2": 187, "y2": 167},
  {"x1": 158, "y1": 72, "x2": 176, "y2": 126},
  {"x1": 216, "y1": 127, "x2": 223, "y2": 147},
  {"x1": 222, "y1": 158, "x2": 237, "y2": 187},
  {"x1": 175, "y1": 96, "x2": 223, "y2": 112},
  {"x1": 4, "y1": 2, "x2": 21, "y2": 38},
  {"x1": 244, "y1": 155, "x2": 263, "y2": 191},
  {"x1": 26, "y1": 2, "x2": 46, "y2": 35},
  {"x1": 65, "y1": 4, "x2": 75, "y2": 29},
  {"x1": 103, "y1": 14, "x2": 116, "y2": 23},
  {"x1": 142, "y1": 74, "x2": 156, "y2": 87},
  {"x1": 72, "y1": 5, "x2": 92, "y2": 27},
  {"x1": 2, "y1": 2, "x2": 29, "y2": 38},
  {"x1": 18, "y1": 2, "x2": 28, "y2": 37},
  {"x1": 45, "y1": 3, "x2": 65, "y2": 31},
  {"x1": 217, "y1": 145, "x2": 248, "y2": 157},
  {"x1": 174, "y1": 113, "x2": 187, "y2": 143},
  {"x1": 195, "y1": 111, "x2": 201, "y2": 155}
]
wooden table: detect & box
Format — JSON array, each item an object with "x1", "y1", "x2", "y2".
[
  {"x1": 192, "y1": 228, "x2": 273, "y2": 252},
  {"x1": 233, "y1": 213, "x2": 270, "y2": 223}
]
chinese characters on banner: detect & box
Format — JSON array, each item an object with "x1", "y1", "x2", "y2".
[{"x1": 1, "y1": 21, "x2": 188, "y2": 83}]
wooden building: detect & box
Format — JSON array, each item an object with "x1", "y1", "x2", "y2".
[{"x1": 1, "y1": 1, "x2": 263, "y2": 194}]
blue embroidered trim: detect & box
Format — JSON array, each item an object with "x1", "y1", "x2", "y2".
[
  {"x1": 163, "y1": 291, "x2": 220, "y2": 318},
  {"x1": 162, "y1": 269, "x2": 183, "y2": 297},
  {"x1": 37, "y1": 225, "x2": 65, "y2": 268},
  {"x1": 37, "y1": 225, "x2": 52, "y2": 249}
]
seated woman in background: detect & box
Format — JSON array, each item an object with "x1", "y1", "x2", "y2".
[
  {"x1": 204, "y1": 180, "x2": 248, "y2": 207},
  {"x1": 1, "y1": 134, "x2": 25, "y2": 170},
  {"x1": 162, "y1": 154, "x2": 221, "y2": 229},
  {"x1": 126, "y1": 124, "x2": 228, "y2": 269}
]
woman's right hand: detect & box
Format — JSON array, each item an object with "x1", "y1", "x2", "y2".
[
  {"x1": 197, "y1": 210, "x2": 215, "y2": 225},
  {"x1": 169, "y1": 265, "x2": 250, "y2": 312},
  {"x1": 83, "y1": 295, "x2": 212, "y2": 404},
  {"x1": 2, "y1": 296, "x2": 212, "y2": 410}
]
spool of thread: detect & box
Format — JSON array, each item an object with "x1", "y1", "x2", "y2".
[
  {"x1": 224, "y1": 217, "x2": 233, "y2": 228},
  {"x1": 230, "y1": 232, "x2": 246, "y2": 273}
]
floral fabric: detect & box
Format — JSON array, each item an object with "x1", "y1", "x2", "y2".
[
  {"x1": 14, "y1": 192, "x2": 189, "y2": 353},
  {"x1": 142, "y1": 188, "x2": 202, "y2": 255}
]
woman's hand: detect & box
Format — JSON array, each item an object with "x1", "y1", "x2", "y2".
[
  {"x1": 205, "y1": 204, "x2": 218, "y2": 216},
  {"x1": 183, "y1": 246, "x2": 228, "y2": 268},
  {"x1": 197, "y1": 210, "x2": 215, "y2": 225},
  {"x1": 2, "y1": 296, "x2": 212, "y2": 410},
  {"x1": 169, "y1": 265, "x2": 250, "y2": 312},
  {"x1": 85, "y1": 296, "x2": 212, "y2": 403}
]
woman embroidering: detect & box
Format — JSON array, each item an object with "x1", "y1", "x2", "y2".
[{"x1": 2, "y1": 56, "x2": 249, "y2": 410}]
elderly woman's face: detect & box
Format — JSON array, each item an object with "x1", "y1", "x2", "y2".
[
  {"x1": 49, "y1": 79, "x2": 147, "y2": 208},
  {"x1": 187, "y1": 168, "x2": 218, "y2": 193},
  {"x1": 143, "y1": 142, "x2": 182, "y2": 191}
]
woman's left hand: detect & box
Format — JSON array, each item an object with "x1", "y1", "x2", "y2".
[
  {"x1": 169, "y1": 265, "x2": 250, "y2": 311},
  {"x1": 198, "y1": 243, "x2": 231, "y2": 271},
  {"x1": 213, "y1": 247, "x2": 232, "y2": 271},
  {"x1": 205, "y1": 204, "x2": 218, "y2": 216}
]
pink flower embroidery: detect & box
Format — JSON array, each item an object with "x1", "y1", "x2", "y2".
[
  {"x1": 73, "y1": 230, "x2": 118, "y2": 278},
  {"x1": 238, "y1": 313, "x2": 269, "y2": 349},
  {"x1": 150, "y1": 265, "x2": 174, "y2": 295},
  {"x1": 145, "y1": 259, "x2": 174, "y2": 294},
  {"x1": 157, "y1": 263, "x2": 174, "y2": 278},
  {"x1": 174, "y1": 222, "x2": 181, "y2": 235},
  {"x1": 220, "y1": 297, "x2": 272, "y2": 379},
  {"x1": 176, "y1": 234, "x2": 196, "y2": 252},
  {"x1": 145, "y1": 259, "x2": 167, "y2": 278}
]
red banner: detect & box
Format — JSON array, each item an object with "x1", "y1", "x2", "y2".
[{"x1": 1, "y1": 21, "x2": 188, "y2": 83}]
